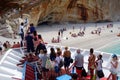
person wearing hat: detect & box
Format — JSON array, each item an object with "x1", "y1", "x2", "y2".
[{"x1": 108, "y1": 54, "x2": 118, "y2": 80}]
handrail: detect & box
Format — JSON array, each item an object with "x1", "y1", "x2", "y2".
[
  {"x1": 0, "y1": 49, "x2": 12, "y2": 65},
  {"x1": 69, "y1": 62, "x2": 75, "y2": 73},
  {"x1": 34, "y1": 65, "x2": 38, "y2": 80},
  {"x1": 22, "y1": 61, "x2": 38, "y2": 80},
  {"x1": 22, "y1": 61, "x2": 27, "y2": 80}
]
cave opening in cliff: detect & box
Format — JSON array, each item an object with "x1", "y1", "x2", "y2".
[
  {"x1": 38, "y1": 21, "x2": 61, "y2": 26},
  {"x1": 38, "y1": 21, "x2": 51, "y2": 26},
  {"x1": 77, "y1": 4, "x2": 88, "y2": 22}
]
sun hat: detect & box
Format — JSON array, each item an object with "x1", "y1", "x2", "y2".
[{"x1": 112, "y1": 54, "x2": 117, "y2": 58}]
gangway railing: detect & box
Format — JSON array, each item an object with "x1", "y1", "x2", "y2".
[{"x1": 22, "y1": 61, "x2": 38, "y2": 80}]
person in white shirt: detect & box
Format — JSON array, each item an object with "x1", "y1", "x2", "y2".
[
  {"x1": 19, "y1": 22, "x2": 24, "y2": 47},
  {"x1": 108, "y1": 54, "x2": 118, "y2": 80},
  {"x1": 38, "y1": 50, "x2": 44, "y2": 59},
  {"x1": 19, "y1": 22, "x2": 24, "y2": 40},
  {"x1": 54, "y1": 52, "x2": 61, "y2": 76}
]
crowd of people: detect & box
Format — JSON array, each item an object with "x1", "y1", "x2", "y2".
[
  {"x1": 16, "y1": 39, "x2": 119, "y2": 80},
  {"x1": 0, "y1": 22, "x2": 119, "y2": 80}
]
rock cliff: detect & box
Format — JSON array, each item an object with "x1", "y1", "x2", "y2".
[
  {"x1": 0, "y1": 0, "x2": 120, "y2": 37},
  {"x1": 35, "y1": 0, "x2": 120, "y2": 24}
]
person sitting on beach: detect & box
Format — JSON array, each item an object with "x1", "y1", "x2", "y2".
[
  {"x1": 91, "y1": 30, "x2": 97, "y2": 34},
  {"x1": 51, "y1": 37, "x2": 60, "y2": 43},
  {"x1": 117, "y1": 33, "x2": 120, "y2": 37},
  {"x1": 52, "y1": 37, "x2": 56, "y2": 43},
  {"x1": 91, "y1": 31, "x2": 94, "y2": 34},
  {"x1": 78, "y1": 31, "x2": 84, "y2": 36},
  {"x1": 71, "y1": 33, "x2": 77, "y2": 37}
]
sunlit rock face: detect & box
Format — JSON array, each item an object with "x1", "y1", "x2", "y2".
[
  {"x1": 1, "y1": 0, "x2": 120, "y2": 25},
  {"x1": 34, "y1": 0, "x2": 120, "y2": 24},
  {"x1": 0, "y1": 0, "x2": 120, "y2": 37}
]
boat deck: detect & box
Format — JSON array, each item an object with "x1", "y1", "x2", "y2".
[{"x1": 0, "y1": 44, "x2": 120, "y2": 80}]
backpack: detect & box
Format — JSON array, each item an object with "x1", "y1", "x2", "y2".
[{"x1": 59, "y1": 59, "x2": 64, "y2": 68}]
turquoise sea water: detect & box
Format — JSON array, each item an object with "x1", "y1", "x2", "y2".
[{"x1": 99, "y1": 42, "x2": 120, "y2": 55}]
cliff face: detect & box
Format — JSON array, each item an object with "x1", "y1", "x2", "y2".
[
  {"x1": 1, "y1": 0, "x2": 120, "y2": 25},
  {"x1": 33, "y1": 0, "x2": 120, "y2": 24},
  {"x1": 0, "y1": 0, "x2": 120, "y2": 37}
]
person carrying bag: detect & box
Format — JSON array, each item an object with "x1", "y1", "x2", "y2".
[{"x1": 95, "y1": 54, "x2": 104, "y2": 79}]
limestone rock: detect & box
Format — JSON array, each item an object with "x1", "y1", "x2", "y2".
[
  {"x1": 23, "y1": 0, "x2": 120, "y2": 25},
  {"x1": 0, "y1": 0, "x2": 120, "y2": 38}
]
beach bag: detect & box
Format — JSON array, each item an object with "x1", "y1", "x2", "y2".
[
  {"x1": 81, "y1": 68, "x2": 87, "y2": 77},
  {"x1": 59, "y1": 59, "x2": 64, "y2": 68},
  {"x1": 69, "y1": 58, "x2": 73, "y2": 63},
  {"x1": 46, "y1": 59, "x2": 52, "y2": 69},
  {"x1": 96, "y1": 70, "x2": 104, "y2": 78}
]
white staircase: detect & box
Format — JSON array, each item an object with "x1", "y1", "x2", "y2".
[{"x1": 0, "y1": 48, "x2": 24, "y2": 80}]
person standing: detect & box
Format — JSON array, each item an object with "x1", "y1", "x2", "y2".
[
  {"x1": 54, "y1": 51, "x2": 62, "y2": 76},
  {"x1": 63, "y1": 46, "x2": 71, "y2": 73},
  {"x1": 108, "y1": 54, "x2": 118, "y2": 80},
  {"x1": 29, "y1": 23, "x2": 36, "y2": 34},
  {"x1": 25, "y1": 32, "x2": 34, "y2": 54},
  {"x1": 19, "y1": 22, "x2": 24, "y2": 47},
  {"x1": 50, "y1": 47, "x2": 56, "y2": 61},
  {"x1": 88, "y1": 48, "x2": 96, "y2": 80},
  {"x1": 74, "y1": 49, "x2": 84, "y2": 80},
  {"x1": 95, "y1": 54, "x2": 104, "y2": 79},
  {"x1": 40, "y1": 50, "x2": 49, "y2": 79}
]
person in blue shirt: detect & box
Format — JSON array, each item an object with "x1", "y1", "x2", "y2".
[{"x1": 29, "y1": 23, "x2": 36, "y2": 34}]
